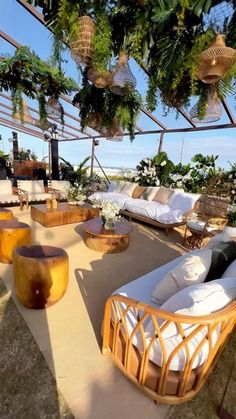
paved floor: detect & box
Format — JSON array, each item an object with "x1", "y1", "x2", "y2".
[{"x1": 0, "y1": 206, "x2": 186, "y2": 419}]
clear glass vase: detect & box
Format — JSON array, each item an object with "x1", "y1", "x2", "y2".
[{"x1": 104, "y1": 220, "x2": 115, "y2": 230}]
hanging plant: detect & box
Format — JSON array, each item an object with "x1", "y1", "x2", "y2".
[
  {"x1": 0, "y1": 46, "x2": 78, "y2": 125},
  {"x1": 73, "y1": 70, "x2": 142, "y2": 141}
]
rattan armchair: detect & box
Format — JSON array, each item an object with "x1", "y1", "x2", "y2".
[
  {"x1": 183, "y1": 195, "x2": 229, "y2": 248},
  {"x1": 102, "y1": 294, "x2": 236, "y2": 404}
]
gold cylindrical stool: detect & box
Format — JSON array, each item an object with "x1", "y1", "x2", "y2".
[
  {"x1": 0, "y1": 208, "x2": 13, "y2": 220},
  {"x1": 13, "y1": 245, "x2": 69, "y2": 309},
  {"x1": 0, "y1": 220, "x2": 31, "y2": 264}
]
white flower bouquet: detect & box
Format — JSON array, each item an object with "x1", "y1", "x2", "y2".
[{"x1": 67, "y1": 182, "x2": 86, "y2": 203}]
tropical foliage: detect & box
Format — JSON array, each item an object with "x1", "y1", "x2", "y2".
[
  {"x1": 0, "y1": 46, "x2": 78, "y2": 125},
  {"x1": 27, "y1": 0, "x2": 236, "y2": 121},
  {"x1": 135, "y1": 152, "x2": 174, "y2": 186}
]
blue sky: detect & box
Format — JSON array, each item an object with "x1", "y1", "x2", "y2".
[{"x1": 0, "y1": 0, "x2": 236, "y2": 170}]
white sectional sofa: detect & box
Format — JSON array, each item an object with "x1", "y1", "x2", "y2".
[
  {"x1": 89, "y1": 181, "x2": 200, "y2": 233},
  {"x1": 102, "y1": 242, "x2": 236, "y2": 403}
]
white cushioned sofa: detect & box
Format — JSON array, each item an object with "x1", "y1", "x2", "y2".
[
  {"x1": 102, "y1": 242, "x2": 236, "y2": 404},
  {"x1": 89, "y1": 181, "x2": 200, "y2": 233}
]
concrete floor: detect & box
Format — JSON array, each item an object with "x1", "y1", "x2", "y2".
[{"x1": 0, "y1": 206, "x2": 187, "y2": 419}]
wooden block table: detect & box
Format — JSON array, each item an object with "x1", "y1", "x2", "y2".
[
  {"x1": 0, "y1": 220, "x2": 32, "y2": 264},
  {"x1": 31, "y1": 202, "x2": 99, "y2": 227},
  {"x1": 13, "y1": 245, "x2": 69, "y2": 309},
  {"x1": 83, "y1": 217, "x2": 133, "y2": 253},
  {"x1": 0, "y1": 208, "x2": 13, "y2": 220}
]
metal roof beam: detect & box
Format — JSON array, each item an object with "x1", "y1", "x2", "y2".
[
  {"x1": 64, "y1": 122, "x2": 236, "y2": 141},
  {"x1": 222, "y1": 98, "x2": 236, "y2": 124}
]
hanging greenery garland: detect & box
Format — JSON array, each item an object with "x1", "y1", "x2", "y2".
[
  {"x1": 0, "y1": 46, "x2": 78, "y2": 125},
  {"x1": 27, "y1": 0, "x2": 236, "y2": 123}
]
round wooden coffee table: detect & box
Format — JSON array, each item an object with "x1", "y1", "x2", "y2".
[
  {"x1": 0, "y1": 220, "x2": 32, "y2": 263},
  {"x1": 83, "y1": 217, "x2": 133, "y2": 253}
]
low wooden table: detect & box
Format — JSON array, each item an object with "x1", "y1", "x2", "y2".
[
  {"x1": 31, "y1": 202, "x2": 100, "y2": 227},
  {"x1": 83, "y1": 217, "x2": 133, "y2": 253}
]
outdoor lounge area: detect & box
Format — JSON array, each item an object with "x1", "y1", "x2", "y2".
[
  {"x1": 0, "y1": 204, "x2": 236, "y2": 419},
  {"x1": 1, "y1": 1, "x2": 236, "y2": 418}
]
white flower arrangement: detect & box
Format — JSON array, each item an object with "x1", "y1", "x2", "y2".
[
  {"x1": 67, "y1": 182, "x2": 86, "y2": 202},
  {"x1": 91, "y1": 199, "x2": 121, "y2": 222}
]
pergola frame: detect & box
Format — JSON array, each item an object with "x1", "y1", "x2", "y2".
[{"x1": 0, "y1": 0, "x2": 236, "y2": 150}]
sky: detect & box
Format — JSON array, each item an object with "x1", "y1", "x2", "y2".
[{"x1": 0, "y1": 0, "x2": 236, "y2": 170}]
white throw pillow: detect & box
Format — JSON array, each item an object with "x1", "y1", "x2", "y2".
[
  {"x1": 151, "y1": 249, "x2": 212, "y2": 305},
  {"x1": 121, "y1": 182, "x2": 138, "y2": 197},
  {"x1": 144, "y1": 277, "x2": 236, "y2": 371},
  {"x1": 221, "y1": 259, "x2": 236, "y2": 278},
  {"x1": 141, "y1": 186, "x2": 160, "y2": 201},
  {"x1": 161, "y1": 276, "x2": 236, "y2": 317}
]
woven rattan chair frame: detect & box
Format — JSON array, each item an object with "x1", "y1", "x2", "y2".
[{"x1": 102, "y1": 294, "x2": 236, "y2": 404}]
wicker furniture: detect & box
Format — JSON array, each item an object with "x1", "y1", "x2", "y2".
[
  {"x1": 0, "y1": 220, "x2": 32, "y2": 263},
  {"x1": 102, "y1": 295, "x2": 236, "y2": 404},
  {"x1": 13, "y1": 245, "x2": 69, "y2": 309},
  {"x1": 102, "y1": 253, "x2": 236, "y2": 404},
  {"x1": 183, "y1": 195, "x2": 229, "y2": 248},
  {"x1": 83, "y1": 217, "x2": 133, "y2": 253},
  {"x1": 31, "y1": 202, "x2": 99, "y2": 227}
]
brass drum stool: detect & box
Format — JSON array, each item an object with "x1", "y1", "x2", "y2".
[
  {"x1": 13, "y1": 245, "x2": 69, "y2": 309},
  {"x1": 0, "y1": 208, "x2": 13, "y2": 220},
  {"x1": 0, "y1": 220, "x2": 32, "y2": 263}
]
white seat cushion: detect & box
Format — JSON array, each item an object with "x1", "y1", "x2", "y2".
[
  {"x1": 0, "y1": 194, "x2": 20, "y2": 203},
  {"x1": 156, "y1": 209, "x2": 185, "y2": 224},
  {"x1": 187, "y1": 220, "x2": 216, "y2": 232},
  {"x1": 89, "y1": 192, "x2": 132, "y2": 210},
  {"x1": 125, "y1": 199, "x2": 169, "y2": 220},
  {"x1": 27, "y1": 193, "x2": 51, "y2": 201},
  {"x1": 151, "y1": 249, "x2": 212, "y2": 305},
  {"x1": 0, "y1": 180, "x2": 13, "y2": 195}
]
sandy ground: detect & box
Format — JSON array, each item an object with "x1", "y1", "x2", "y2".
[{"x1": 0, "y1": 206, "x2": 187, "y2": 419}]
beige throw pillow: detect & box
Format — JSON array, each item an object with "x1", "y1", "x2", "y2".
[
  {"x1": 132, "y1": 186, "x2": 147, "y2": 199},
  {"x1": 121, "y1": 182, "x2": 138, "y2": 197},
  {"x1": 141, "y1": 186, "x2": 160, "y2": 201},
  {"x1": 153, "y1": 186, "x2": 174, "y2": 204},
  {"x1": 151, "y1": 249, "x2": 212, "y2": 305}
]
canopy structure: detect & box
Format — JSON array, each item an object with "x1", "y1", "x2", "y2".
[{"x1": 0, "y1": 0, "x2": 235, "y2": 150}]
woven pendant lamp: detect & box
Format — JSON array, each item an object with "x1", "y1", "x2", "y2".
[
  {"x1": 46, "y1": 98, "x2": 63, "y2": 119},
  {"x1": 70, "y1": 16, "x2": 95, "y2": 66},
  {"x1": 110, "y1": 51, "x2": 136, "y2": 95},
  {"x1": 198, "y1": 34, "x2": 236, "y2": 83},
  {"x1": 14, "y1": 99, "x2": 33, "y2": 124},
  {"x1": 190, "y1": 87, "x2": 222, "y2": 123}
]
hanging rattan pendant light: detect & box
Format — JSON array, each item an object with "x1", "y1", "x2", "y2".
[
  {"x1": 46, "y1": 98, "x2": 63, "y2": 119},
  {"x1": 109, "y1": 51, "x2": 137, "y2": 95},
  {"x1": 198, "y1": 34, "x2": 236, "y2": 84},
  {"x1": 70, "y1": 16, "x2": 95, "y2": 66},
  {"x1": 14, "y1": 99, "x2": 33, "y2": 124},
  {"x1": 190, "y1": 87, "x2": 222, "y2": 123}
]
